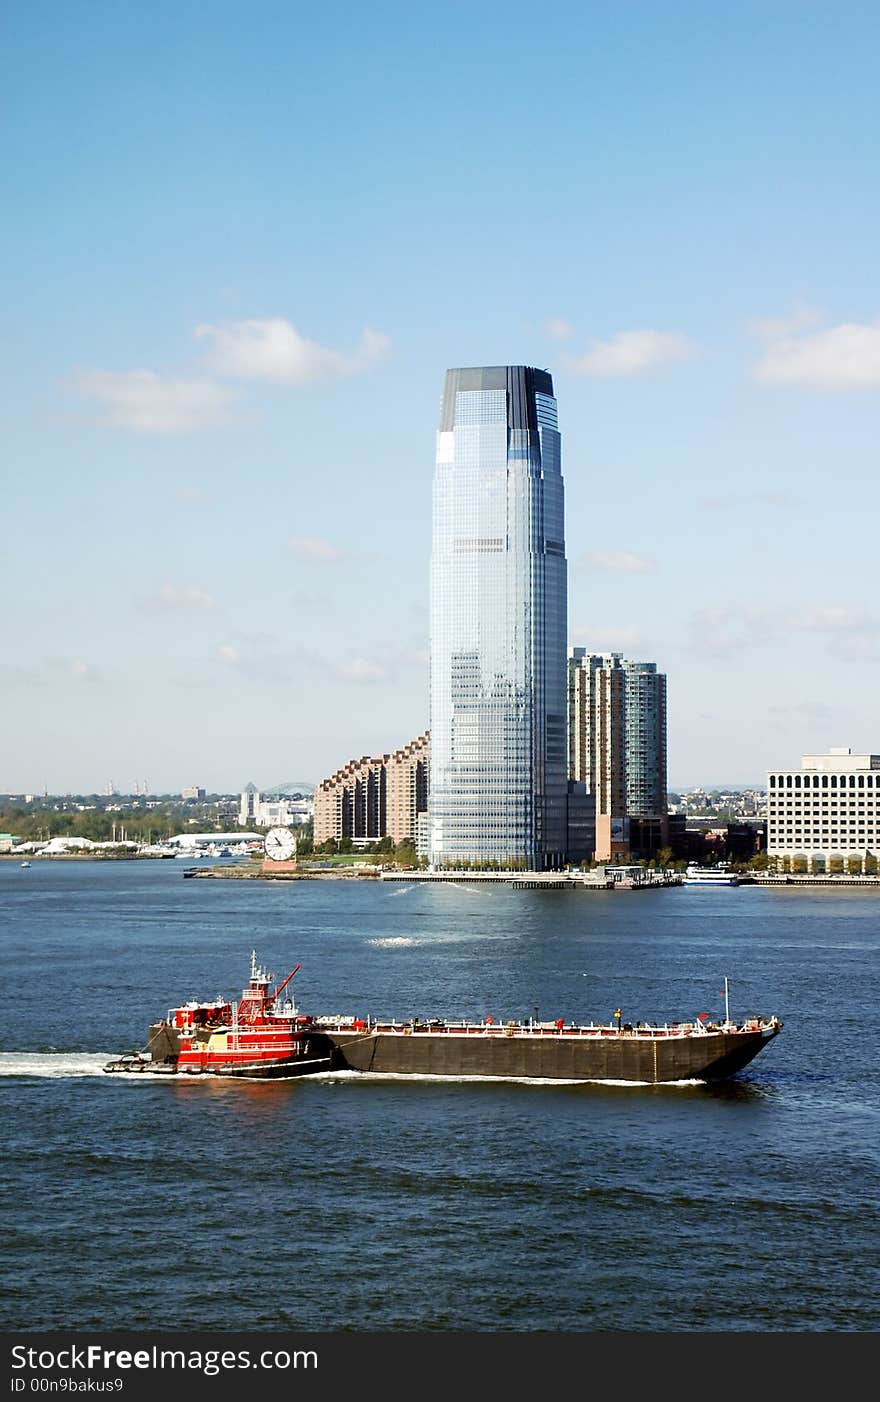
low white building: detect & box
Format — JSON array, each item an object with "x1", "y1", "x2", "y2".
[
  {"x1": 168, "y1": 832, "x2": 262, "y2": 850},
  {"x1": 239, "y1": 784, "x2": 312, "y2": 829},
  {"x1": 766, "y1": 747, "x2": 880, "y2": 870}
]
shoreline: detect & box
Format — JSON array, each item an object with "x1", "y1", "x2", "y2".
[{"x1": 6, "y1": 854, "x2": 880, "y2": 888}]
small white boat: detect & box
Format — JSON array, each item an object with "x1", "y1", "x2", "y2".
[
  {"x1": 683, "y1": 864, "x2": 740, "y2": 887},
  {"x1": 20, "y1": 860, "x2": 31, "y2": 868}
]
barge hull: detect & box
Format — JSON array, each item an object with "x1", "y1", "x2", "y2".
[{"x1": 323, "y1": 1027, "x2": 780, "y2": 1083}]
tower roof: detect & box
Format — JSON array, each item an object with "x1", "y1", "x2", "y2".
[{"x1": 439, "y1": 365, "x2": 554, "y2": 431}]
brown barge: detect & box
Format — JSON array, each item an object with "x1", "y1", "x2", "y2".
[{"x1": 315, "y1": 1011, "x2": 782, "y2": 1083}]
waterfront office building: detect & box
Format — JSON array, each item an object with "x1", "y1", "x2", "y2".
[
  {"x1": 428, "y1": 366, "x2": 568, "y2": 868},
  {"x1": 766, "y1": 747, "x2": 880, "y2": 870},
  {"x1": 567, "y1": 650, "x2": 667, "y2": 860}
]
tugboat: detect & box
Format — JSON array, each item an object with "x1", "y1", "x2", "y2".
[{"x1": 104, "y1": 952, "x2": 332, "y2": 1078}]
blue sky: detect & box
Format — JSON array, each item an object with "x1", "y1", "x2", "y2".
[{"x1": 2, "y1": 0, "x2": 879, "y2": 793}]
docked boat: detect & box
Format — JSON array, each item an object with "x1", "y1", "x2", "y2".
[
  {"x1": 683, "y1": 864, "x2": 740, "y2": 886},
  {"x1": 105, "y1": 958, "x2": 781, "y2": 1084},
  {"x1": 104, "y1": 952, "x2": 332, "y2": 1078}
]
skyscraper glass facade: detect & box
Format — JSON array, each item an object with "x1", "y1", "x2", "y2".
[{"x1": 429, "y1": 366, "x2": 568, "y2": 868}]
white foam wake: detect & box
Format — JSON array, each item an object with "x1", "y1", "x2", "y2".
[
  {"x1": 309, "y1": 1069, "x2": 707, "y2": 1089},
  {"x1": 0, "y1": 1053, "x2": 112, "y2": 1078},
  {"x1": 366, "y1": 936, "x2": 419, "y2": 948}
]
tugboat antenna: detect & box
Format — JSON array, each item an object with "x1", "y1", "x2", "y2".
[{"x1": 724, "y1": 976, "x2": 730, "y2": 1027}]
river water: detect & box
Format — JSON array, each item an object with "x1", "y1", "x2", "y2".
[{"x1": 1, "y1": 860, "x2": 877, "y2": 1331}]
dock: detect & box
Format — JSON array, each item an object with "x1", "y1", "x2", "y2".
[{"x1": 379, "y1": 870, "x2": 682, "y2": 890}]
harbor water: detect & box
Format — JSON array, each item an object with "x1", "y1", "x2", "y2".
[{"x1": 1, "y1": 860, "x2": 878, "y2": 1331}]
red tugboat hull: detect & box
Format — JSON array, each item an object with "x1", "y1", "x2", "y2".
[{"x1": 104, "y1": 953, "x2": 332, "y2": 1079}]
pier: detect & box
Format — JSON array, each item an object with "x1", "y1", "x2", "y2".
[{"x1": 379, "y1": 869, "x2": 682, "y2": 890}]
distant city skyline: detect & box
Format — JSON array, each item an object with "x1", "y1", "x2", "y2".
[{"x1": 3, "y1": 3, "x2": 879, "y2": 793}]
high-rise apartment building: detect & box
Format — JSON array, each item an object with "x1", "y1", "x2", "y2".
[
  {"x1": 567, "y1": 650, "x2": 667, "y2": 860},
  {"x1": 386, "y1": 732, "x2": 430, "y2": 846},
  {"x1": 624, "y1": 661, "x2": 667, "y2": 822},
  {"x1": 315, "y1": 732, "x2": 429, "y2": 847},
  {"x1": 567, "y1": 651, "x2": 627, "y2": 860},
  {"x1": 428, "y1": 366, "x2": 567, "y2": 869}
]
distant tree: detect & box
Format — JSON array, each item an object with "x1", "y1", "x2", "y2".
[
  {"x1": 828, "y1": 856, "x2": 844, "y2": 874},
  {"x1": 865, "y1": 852, "x2": 878, "y2": 875}
]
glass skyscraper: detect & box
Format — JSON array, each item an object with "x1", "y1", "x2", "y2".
[{"x1": 428, "y1": 366, "x2": 568, "y2": 869}]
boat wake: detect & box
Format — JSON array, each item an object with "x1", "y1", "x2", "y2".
[
  {"x1": 0, "y1": 1054, "x2": 708, "y2": 1090},
  {"x1": 309, "y1": 1069, "x2": 707, "y2": 1089},
  {"x1": 0, "y1": 1053, "x2": 114, "y2": 1078},
  {"x1": 366, "y1": 936, "x2": 419, "y2": 948}
]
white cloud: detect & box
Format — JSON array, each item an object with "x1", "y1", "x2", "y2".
[
  {"x1": 335, "y1": 656, "x2": 388, "y2": 683},
  {"x1": 1, "y1": 658, "x2": 103, "y2": 686},
  {"x1": 152, "y1": 584, "x2": 217, "y2": 611},
  {"x1": 687, "y1": 604, "x2": 880, "y2": 660},
  {"x1": 688, "y1": 608, "x2": 779, "y2": 658},
  {"x1": 71, "y1": 369, "x2": 235, "y2": 433},
  {"x1": 289, "y1": 536, "x2": 344, "y2": 562},
  {"x1": 755, "y1": 321, "x2": 880, "y2": 389},
  {"x1": 799, "y1": 607, "x2": 861, "y2": 633},
  {"x1": 545, "y1": 317, "x2": 574, "y2": 341},
  {"x1": 217, "y1": 644, "x2": 240, "y2": 664},
  {"x1": 749, "y1": 303, "x2": 822, "y2": 341},
  {"x1": 581, "y1": 551, "x2": 656, "y2": 574},
  {"x1": 196, "y1": 318, "x2": 391, "y2": 383},
  {"x1": 797, "y1": 607, "x2": 880, "y2": 657},
  {"x1": 569, "y1": 624, "x2": 641, "y2": 648},
  {"x1": 563, "y1": 329, "x2": 696, "y2": 378}
]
